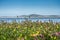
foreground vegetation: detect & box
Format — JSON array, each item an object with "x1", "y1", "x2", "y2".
[{"x1": 0, "y1": 20, "x2": 60, "y2": 40}]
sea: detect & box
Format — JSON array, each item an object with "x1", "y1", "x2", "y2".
[{"x1": 0, "y1": 18, "x2": 60, "y2": 23}]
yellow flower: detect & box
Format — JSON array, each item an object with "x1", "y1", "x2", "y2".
[
  {"x1": 32, "y1": 32, "x2": 35, "y2": 34},
  {"x1": 36, "y1": 31, "x2": 40, "y2": 34},
  {"x1": 49, "y1": 31, "x2": 51, "y2": 33},
  {"x1": 17, "y1": 31, "x2": 19, "y2": 33},
  {"x1": 22, "y1": 30, "x2": 24, "y2": 31},
  {"x1": 44, "y1": 30, "x2": 46, "y2": 34},
  {"x1": 25, "y1": 36, "x2": 27, "y2": 39},
  {"x1": 3, "y1": 36, "x2": 6, "y2": 39},
  {"x1": 30, "y1": 33, "x2": 38, "y2": 36},
  {"x1": 19, "y1": 34, "x2": 22, "y2": 37},
  {"x1": 17, "y1": 25, "x2": 20, "y2": 28},
  {"x1": 0, "y1": 28, "x2": 2, "y2": 30},
  {"x1": 57, "y1": 25, "x2": 59, "y2": 29},
  {"x1": 13, "y1": 29, "x2": 16, "y2": 32},
  {"x1": 9, "y1": 26, "x2": 11, "y2": 28},
  {"x1": 54, "y1": 36, "x2": 56, "y2": 40},
  {"x1": 48, "y1": 34, "x2": 50, "y2": 36},
  {"x1": 41, "y1": 26, "x2": 42, "y2": 28},
  {"x1": 30, "y1": 31, "x2": 40, "y2": 37},
  {"x1": 51, "y1": 36, "x2": 53, "y2": 38},
  {"x1": 24, "y1": 27, "x2": 27, "y2": 29},
  {"x1": 30, "y1": 34, "x2": 32, "y2": 36},
  {"x1": 32, "y1": 34, "x2": 37, "y2": 36}
]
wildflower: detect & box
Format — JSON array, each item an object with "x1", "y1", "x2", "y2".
[
  {"x1": 25, "y1": 36, "x2": 27, "y2": 39},
  {"x1": 17, "y1": 25, "x2": 20, "y2": 28},
  {"x1": 54, "y1": 36, "x2": 56, "y2": 40},
  {"x1": 17, "y1": 31, "x2": 19, "y2": 33},
  {"x1": 57, "y1": 25, "x2": 59, "y2": 29},
  {"x1": 41, "y1": 26, "x2": 42, "y2": 28},
  {"x1": 51, "y1": 36, "x2": 53, "y2": 38},
  {"x1": 24, "y1": 27, "x2": 27, "y2": 29},
  {"x1": 39, "y1": 34, "x2": 44, "y2": 38},
  {"x1": 13, "y1": 29, "x2": 16, "y2": 32},
  {"x1": 17, "y1": 37, "x2": 20, "y2": 40},
  {"x1": 22, "y1": 30, "x2": 24, "y2": 32},
  {"x1": 0, "y1": 28, "x2": 2, "y2": 30},
  {"x1": 52, "y1": 32, "x2": 60, "y2": 37},
  {"x1": 33, "y1": 34, "x2": 38, "y2": 36},
  {"x1": 49, "y1": 31, "x2": 52, "y2": 33},
  {"x1": 3, "y1": 36, "x2": 6, "y2": 39},
  {"x1": 19, "y1": 34, "x2": 22, "y2": 37},
  {"x1": 55, "y1": 32, "x2": 60, "y2": 36},
  {"x1": 30, "y1": 33, "x2": 38, "y2": 36},
  {"x1": 48, "y1": 34, "x2": 50, "y2": 36},
  {"x1": 30, "y1": 31, "x2": 40, "y2": 37},
  {"x1": 36, "y1": 31, "x2": 39, "y2": 34},
  {"x1": 43, "y1": 30, "x2": 46, "y2": 34},
  {"x1": 9, "y1": 26, "x2": 11, "y2": 28}
]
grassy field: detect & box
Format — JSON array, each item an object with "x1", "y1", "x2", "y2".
[{"x1": 0, "y1": 20, "x2": 60, "y2": 40}]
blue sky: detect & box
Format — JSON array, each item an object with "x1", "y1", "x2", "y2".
[{"x1": 0, "y1": 0, "x2": 60, "y2": 16}]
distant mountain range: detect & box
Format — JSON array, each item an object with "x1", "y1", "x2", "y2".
[{"x1": 0, "y1": 14, "x2": 60, "y2": 19}]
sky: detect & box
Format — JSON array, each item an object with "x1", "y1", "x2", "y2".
[{"x1": 0, "y1": 0, "x2": 60, "y2": 16}]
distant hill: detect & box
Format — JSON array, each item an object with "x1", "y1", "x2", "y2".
[
  {"x1": 20, "y1": 14, "x2": 60, "y2": 19},
  {"x1": 0, "y1": 14, "x2": 60, "y2": 19}
]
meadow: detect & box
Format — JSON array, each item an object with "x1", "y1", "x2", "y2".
[{"x1": 0, "y1": 20, "x2": 60, "y2": 40}]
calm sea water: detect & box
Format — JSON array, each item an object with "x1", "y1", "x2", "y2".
[{"x1": 0, "y1": 18, "x2": 60, "y2": 23}]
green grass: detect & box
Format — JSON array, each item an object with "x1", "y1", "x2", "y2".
[{"x1": 0, "y1": 20, "x2": 60, "y2": 40}]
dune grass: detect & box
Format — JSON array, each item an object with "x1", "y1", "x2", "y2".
[{"x1": 0, "y1": 20, "x2": 60, "y2": 40}]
